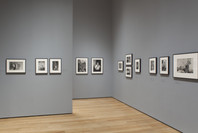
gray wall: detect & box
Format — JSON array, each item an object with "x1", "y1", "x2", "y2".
[
  {"x1": 112, "y1": 0, "x2": 198, "y2": 133},
  {"x1": 0, "y1": 0, "x2": 73, "y2": 118},
  {"x1": 73, "y1": 0, "x2": 113, "y2": 98}
]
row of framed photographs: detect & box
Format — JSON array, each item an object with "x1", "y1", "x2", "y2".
[
  {"x1": 118, "y1": 52, "x2": 198, "y2": 79},
  {"x1": 76, "y1": 58, "x2": 103, "y2": 75},
  {"x1": 6, "y1": 58, "x2": 61, "y2": 74}
]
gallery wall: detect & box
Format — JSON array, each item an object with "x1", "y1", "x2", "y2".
[
  {"x1": 0, "y1": 0, "x2": 73, "y2": 118},
  {"x1": 112, "y1": 0, "x2": 198, "y2": 132},
  {"x1": 73, "y1": 0, "x2": 113, "y2": 98}
]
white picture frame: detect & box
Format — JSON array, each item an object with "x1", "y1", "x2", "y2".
[
  {"x1": 6, "y1": 59, "x2": 26, "y2": 74},
  {"x1": 125, "y1": 54, "x2": 133, "y2": 66},
  {"x1": 35, "y1": 58, "x2": 48, "y2": 74},
  {"x1": 160, "y1": 56, "x2": 169, "y2": 75},
  {"x1": 92, "y1": 58, "x2": 103, "y2": 74},
  {"x1": 76, "y1": 58, "x2": 88, "y2": 75},
  {"x1": 135, "y1": 58, "x2": 141, "y2": 73},
  {"x1": 125, "y1": 66, "x2": 132, "y2": 78},
  {"x1": 118, "y1": 61, "x2": 124, "y2": 72},
  {"x1": 50, "y1": 58, "x2": 62, "y2": 74},
  {"x1": 173, "y1": 53, "x2": 198, "y2": 79},
  {"x1": 149, "y1": 57, "x2": 157, "y2": 74}
]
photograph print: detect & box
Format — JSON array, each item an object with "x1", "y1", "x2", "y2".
[
  {"x1": 149, "y1": 57, "x2": 157, "y2": 74},
  {"x1": 76, "y1": 58, "x2": 88, "y2": 75},
  {"x1": 92, "y1": 58, "x2": 103, "y2": 74},
  {"x1": 135, "y1": 58, "x2": 141, "y2": 73},
  {"x1": 50, "y1": 58, "x2": 62, "y2": 74},
  {"x1": 173, "y1": 53, "x2": 198, "y2": 79},
  {"x1": 125, "y1": 54, "x2": 133, "y2": 66},
  {"x1": 125, "y1": 66, "x2": 132, "y2": 78},
  {"x1": 160, "y1": 56, "x2": 169, "y2": 75},
  {"x1": 118, "y1": 61, "x2": 124, "y2": 72},
  {"x1": 6, "y1": 59, "x2": 26, "y2": 74},
  {"x1": 35, "y1": 59, "x2": 48, "y2": 74}
]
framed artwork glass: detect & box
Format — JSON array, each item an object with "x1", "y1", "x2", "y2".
[
  {"x1": 35, "y1": 59, "x2": 48, "y2": 74},
  {"x1": 173, "y1": 53, "x2": 198, "y2": 79},
  {"x1": 125, "y1": 54, "x2": 133, "y2": 66},
  {"x1": 118, "y1": 61, "x2": 124, "y2": 72},
  {"x1": 125, "y1": 66, "x2": 132, "y2": 78},
  {"x1": 76, "y1": 58, "x2": 88, "y2": 75},
  {"x1": 6, "y1": 59, "x2": 26, "y2": 74},
  {"x1": 160, "y1": 56, "x2": 169, "y2": 75},
  {"x1": 135, "y1": 58, "x2": 141, "y2": 73},
  {"x1": 92, "y1": 58, "x2": 103, "y2": 74},
  {"x1": 149, "y1": 57, "x2": 157, "y2": 74},
  {"x1": 50, "y1": 58, "x2": 62, "y2": 74}
]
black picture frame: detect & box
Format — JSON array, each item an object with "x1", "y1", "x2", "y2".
[
  {"x1": 6, "y1": 58, "x2": 26, "y2": 74},
  {"x1": 91, "y1": 57, "x2": 103, "y2": 75},
  {"x1": 173, "y1": 52, "x2": 198, "y2": 79},
  {"x1": 159, "y1": 56, "x2": 169, "y2": 75},
  {"x1": 149, "y1": 57, "x2": 157, "y2": 74},
  {"x1": 118, "y1": 60, "x2": 124, "y2": 72},
  {"x1": 49, "y1": 58, "x2": 62, "y2": 75},
  {"x1": 134, "y1": 58, "x2": 141, "y2": 73},
  {"x1": 76, "y1": 57, "x2": 88, "y2": 75},
  {"x1": 35, "y1": 58, "x2": 48, "y2": 75}
]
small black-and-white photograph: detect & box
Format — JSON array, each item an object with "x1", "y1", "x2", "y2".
[
  {"x1": 93, "y1": 60, "x2": 101, "y2": 72},
  {"x1": 6, "y1": 59, "x2": 26, "y2": 74},
  {"x1": 36, "y1": 59, "x2": 48, "y2": 74},
  {"x1": 161, "y1": 60, "x2": 167, "y2": 71},
  {"x1": 52, "y1": 61, "x2": 59, "y2": 71},
  {"x1": 78, "y1": 59, "x2": 87, "y2": 72},
  {"x1": 160, "y1": 57, "x2": 169, "y2": 75},
  {"x1": 38, "y1": 61, "x2": 46, "y2": 71},
  {"x1": 76, "y1": 58, "x2": 88, "y2": 75},
  {"x1": 92, "y1": 58, "x2": 103, "y2": 74},
  {"x1": 177, "y1": 58, "x2": 193, "y2": 73},
  {"x1": 9, "y1": 62, "x2": 23, "y2": 70}
]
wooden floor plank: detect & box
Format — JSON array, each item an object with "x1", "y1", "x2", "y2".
[{"x1": 0, "y1": 98, "x2": 180, "y2": 133}]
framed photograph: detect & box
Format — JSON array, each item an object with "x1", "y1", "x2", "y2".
[
  {"x1": 6, "y1": 59, "x2": 26, "y2": 74},
  {"x1": 126, "y1": 54, "x2": 133, "y2": 66},
  {"x1": 160, "y1": 56, "x2": 169, "y2": 75},
  {"x1": 149, "y1": 57, "x2": 157, "y2": 74},
  {"x1": 76, "y1": 58, "x2": 88, "y2": 75},
  {"x1": 135, "y1": 58, "x2": 141, "y2": 73},
  {"x1": 50, "y1": 58, "x2": 62, "y2": 74},
  {"x1": 173, "y1": 53, "x2": 198, "y2": 79},
  {"x1": 126, "y1": 66, "x2": 132, "y2": 78},
  {"x1": 35, "y1": 59, "x2": 48, "y2": 74},
  {"x1": 118, "y1": 61, "x2": 124, "y2": 72},
  {"x1": 92, "y1": 58, "x2": 103, "y2": 74}
]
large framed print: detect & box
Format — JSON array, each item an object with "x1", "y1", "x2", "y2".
[
  {"x1": 160, "y1": 56, "x2": 169, "y2": 75},
  {"x1": 92, "y1": 58, "x2": 103, "y2": 74},
  {"x1": 173, "y1": 53, "x2": 198, "y2": 79},
  {"x1": 35, "y1": 59, "x2": 48, "y2": 74},
  {"x1": 126, "y1": 66, "x2": 132, "y2": 78},
  {"x1": 125, "y1": 54, "x2": 133, "y2": 66},
  {"x1": 149, "y1": 57, "x2": 157, "y2": 74},
  {"x1": 6, "y1": 59, "x2": 26, "y2": 74},
  {"x1": 118, "y1": 61, "x2": 124, "y2": 72},
  {"x1": 135, "y1": 58, "x2": 141, "y2": 73},
  {"x1": 50, "y1": 58, "x2": 62, "y2": 74},
  {"x1": 76, "y1": 58, "x2": 88, "y2": 75}
]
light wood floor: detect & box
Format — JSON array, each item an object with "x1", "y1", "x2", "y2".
[{"x1": 0, "y1": 98, "x2": 180, "y2": 133}]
